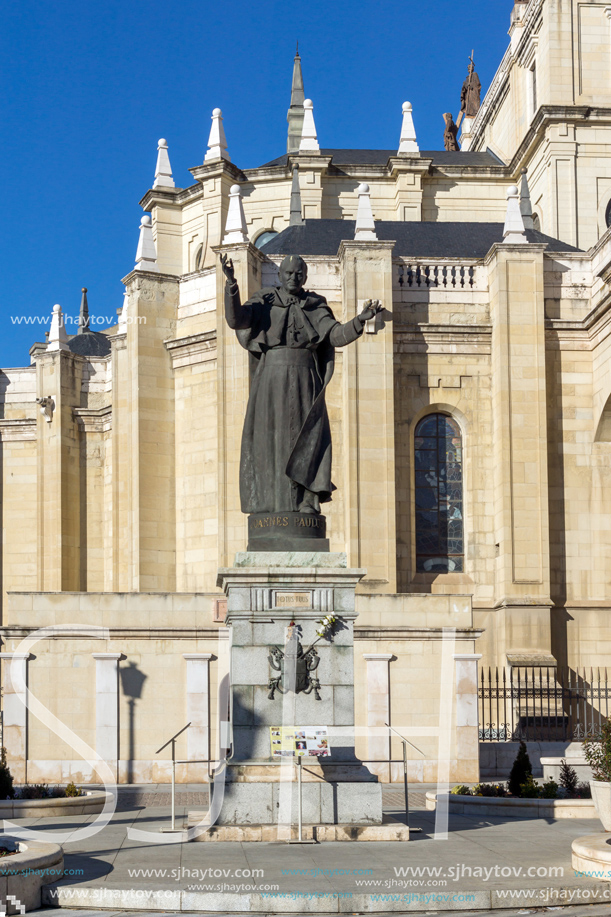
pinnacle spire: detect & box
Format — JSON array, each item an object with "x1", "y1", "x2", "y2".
[
  {"x1": 289, "y1": 163, "x2": 303, "y2": 226},
  {"x1": 205, "y1": 109, "x2": 230, "y2": 162},
  {"x1": 398, "y1": 102, "x2": 419, "y2": 153},
  {"x1": 222, "y1": 185, "x2": 249, "y2": 244},
  {"x1": 48, "y1": 303, "x2": 69, "y2": 352},
  {"x1": 153, "y1": 138, "x2": 175, "y2": 189},
  {"x1": 135, "y1": 215, "x2": 158, "y2": 271},
  {"x1": 287, "y1": 45, "x2": 305, "y2": 154},
  {"x1": 503, "y1": 184, "x2": 528, "y2": 243},
  {"x1": 354, "y1": 184, "x2": 377, "y2": 240},
  {"x1": 299, "y1": 99, "x2": 319, "y2": 153},
  {"x1": 78, "y1": 287, "x2": 90, "y2": 334},
  {"x1": 520, "y1": 168, "x2": 534, "y2": 230}
]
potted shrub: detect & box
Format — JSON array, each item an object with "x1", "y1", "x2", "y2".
[{"x1": 584, "y1": 722, "x2": 611, "y2": 830}]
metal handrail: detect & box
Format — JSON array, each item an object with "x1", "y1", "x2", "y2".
[{"x1": 155, "y1": 722, "x2": 191, "y2": 831}]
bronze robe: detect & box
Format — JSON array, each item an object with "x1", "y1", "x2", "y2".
[{"x1": 225, "y1": 282, "x2": 364, "y2": 514}]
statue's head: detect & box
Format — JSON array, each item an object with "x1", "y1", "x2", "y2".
[
  {"x1": 279, "y1": 255, "x2": 307, "y2": 295},
  {"x1": 468, "y1": 62, "x2": 474, "y2": 74}
]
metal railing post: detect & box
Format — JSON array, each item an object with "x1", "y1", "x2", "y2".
[{"x1": 155, "y1": 722, "x2": 191, "y2": 834}]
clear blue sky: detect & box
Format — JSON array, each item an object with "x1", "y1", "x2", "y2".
[{"x1": 1, "y1": 0, "x2": 511, "y2": 369}]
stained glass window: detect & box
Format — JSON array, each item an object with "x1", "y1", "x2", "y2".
[{"x1": 414, "y1": 414, "x2": 464, "y2": 573}]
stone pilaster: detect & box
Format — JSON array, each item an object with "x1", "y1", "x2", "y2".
[
  {"x1": 0, "y1": 652, "x2": 32, "y2": 783},
  {"x1": 295, "y1": 154, "x2": 331, "y2": 219},
  {"x1": 108, "y1": 331, "x2": 130, "y2": 591},
  {"x1": 363, "y1": 653, "x2": 392, "y2": 781},
  {"x1": 121, "y1": 270, "x2": 179, "y2": 591},
  {"x1": 338, "y1": 241, "x2": 397, "y2": 592},
  {"x1": 35, "y1": 350, "x2": 84, "y2": 591},
  {"x1": 488, "y1": 243, "x2": 552, "y2": 664},
  {"x1": 183, "y1": 653, "x2": 213, "y2": 781},
  {"x1": 387, "y1": 158, "x2": 429, "y2": 221},
  {"x1": 183, "y1": 161, "x2": 244, "y2": 271},
  {"x1": 453, "y1": 653, "x2": 481, "y2": 783},
  {"x1": 92, "y1": 653, "x2": 121, "y2": 781}
]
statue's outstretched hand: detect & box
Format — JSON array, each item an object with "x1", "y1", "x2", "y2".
[
  {"x1": 357, "y1": 299, "x2": 383, "y2": 323},
  {"x1": 221, "y1": 254, "x2": 236, "y2": 283}
]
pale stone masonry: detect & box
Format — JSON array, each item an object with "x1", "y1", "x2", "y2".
[{"x1": 1, "y1": 0, "x2": 611, "y2": 783}]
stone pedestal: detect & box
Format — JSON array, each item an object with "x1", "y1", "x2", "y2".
[{"x1": 215, "y1": 552, "x2": 385, "y2": 828}]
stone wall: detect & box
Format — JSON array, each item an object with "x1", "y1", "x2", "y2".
[{"x1": 2, "y1": 590, "x2": 480, "y2": 785}]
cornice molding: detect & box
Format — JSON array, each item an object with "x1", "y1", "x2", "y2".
[
  {"x1": 121, "y1": 269, "x2": 180, "y2": 286},
  {"x1": 164, "y1": 330, "x2": 217, "y2": 369},
  {"x1": 0, "y1": 625, "x2": 222, "y2": 640},
  {"x1": 0, "y1": 419, "x2": 36, "y2": 442},
  {"x1": 354, "y1": 626, "x2": 483, "y2": 641},
  {"x1": 73, "y1": 405, "x2": 112, "y2": 433},
  {"x1": 189, "y1": 160, "x2": 246, "y2": 185}
]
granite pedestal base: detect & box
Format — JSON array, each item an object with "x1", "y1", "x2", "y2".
[
  {"x1": 186, "y1": 814, "x2": 409, "y2": 842},
  {"x1": 215, "y1": 553, "x2": 385, "y2": 830}
]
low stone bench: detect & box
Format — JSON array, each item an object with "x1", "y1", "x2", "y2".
[
  {"x1": 541, "y1": 755, "x2": 593, "y2": 783},
  {"x1": 426, "y1": 791, "x2": 597, "y2": 819},
  {"x1": 0, "y1": 838, "x2": 63, "y2": 910},
  {"x1": 573, "y1": 834, "x2": 611, "y2": 878}
]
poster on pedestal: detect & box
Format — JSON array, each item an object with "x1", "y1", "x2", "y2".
[{"x1": 270, "y1": 727, "x2": 330, "y2": 758}]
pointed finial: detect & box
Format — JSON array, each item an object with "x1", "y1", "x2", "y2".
[
  {"x1": 354, "y1": 184, "x2": 377, "y2": 241},
  {"x1": 78, "y1": 287, "x2": 90, "y2": 334},
  {"x1": 398, "y1": 102, "x2": 419, "y2": 154},
  {"x1": 296, "y1": 40, "x2": 299, "y2": 56},
  {"x1": 503, "y1": 185, "x2": 528, "y2": 243},
  {"x1": 119, "y1": 290, "x2": 129, "y2": 331},
  {"x1": 135, "y1": 214, "x2": 158, "y2": 271},
  {"x1": 153, "y1": 138, "x2": 175, "y2": 189},
  {"x1": 222, "y1": 184, "x2": 249, "y2": 244},
  {"x1": 48, "y1": 303, "x2": 69, "y2": 352},
  {"x1": 205, "y1": 109, "x2": 231, "y2": 163},
  {"x1": 519, "y1": 168, "x2": 534, "y2": 230},
  {"x1": 299, "y1": 99, "x2": 320, "y2": 153},
  {"x1": 289, "y1": 164, "x2": 303, "y2": 226}
]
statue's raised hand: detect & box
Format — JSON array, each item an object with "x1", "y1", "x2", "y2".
[
  {"x1": 357, "y1": 299, "x2": 383, "y2": 323},
  {"x1": 221, "y1": 254, "x2": 235, "y2": 283}
]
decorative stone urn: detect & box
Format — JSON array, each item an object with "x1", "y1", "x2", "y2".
[{"x1": 590, "y1": 780, "x2": 611, "y2": 831}]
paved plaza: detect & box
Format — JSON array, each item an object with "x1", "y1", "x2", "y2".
[{"x1": 6, "y1": 785, "x2": 611, "y2": 913}]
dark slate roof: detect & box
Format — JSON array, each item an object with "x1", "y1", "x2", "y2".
[
  {"x1": 68, "y1": 331, "x2": 112, "y2": 358},
  {"x1": 259, "y1": 220, "x2": 581, "y2": 259},
  {"x1": 259, "y1": 149, "x2": 503, "y2": 168}
]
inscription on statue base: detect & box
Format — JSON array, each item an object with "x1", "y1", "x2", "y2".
[
  {"x1": 247, "y1": 512, "x2": 330, "y2": 552},
  {"x1": 275, "y1": 592, "x2": 312, "y2": 608}
]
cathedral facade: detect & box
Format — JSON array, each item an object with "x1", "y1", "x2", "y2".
[{"x1": 1, "y1": 0, "x2": 610, "y2": 784}]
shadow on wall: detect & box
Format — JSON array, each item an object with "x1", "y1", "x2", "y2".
[{"x1": 120, "y1": 661, "x2": 148, "y2": 784}]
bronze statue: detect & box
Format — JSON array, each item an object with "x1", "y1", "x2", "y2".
[
  {"x1": 221, "y1": 253, "x2": 382, "y2": 523},
  {"x1": 460, "y1": 60, "x2": 481, "y2": 119},
  {"x1": 443, "y1": 113, "x2": 460, "y2": 151}
]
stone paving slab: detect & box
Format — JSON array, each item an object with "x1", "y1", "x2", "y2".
[
  {"x1": 26, "y1": 908, "x2": 611, "y2": 917},
  {"x1": 8, "y1": 786, "x2": 611, "y2": 912}
]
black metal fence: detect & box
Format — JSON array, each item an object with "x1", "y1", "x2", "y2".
[{"x1": 478, "y1": 667, "x2": 611, "y2": 742}]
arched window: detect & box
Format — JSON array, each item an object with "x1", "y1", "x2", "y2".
[
  {"x1": 414, "y1": 414, "x2": 464, "y2": 573},
  {"x1": 606, "y1": 200, "x2": 611, "y2": 230},
  {"x1": 254, "y1": 230, "x2": 278, "y2": 250},
  {"x1": 532, "y1": 212, "x2": 541, "y2": 232},
  {"x1": 194, "y1": 244, "x2": 204, "y2": 271}
]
